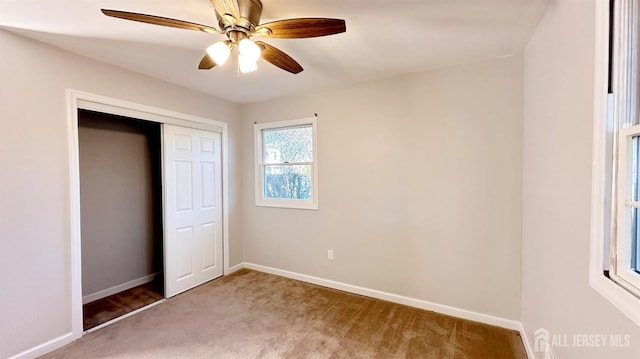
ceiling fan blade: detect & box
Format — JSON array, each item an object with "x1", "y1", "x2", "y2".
[
  {"x1": 210, "y1": 0, "x2": 240, "y2": 27},
  {"x1": 101, "y1": 9, "x2": 222, "y2": 34},
  {"x1": 198, "y1": 54, "x2": 217, "y2": 70},
  {"x1": 256, "y1": 41, "x2": 303, "y2": 74},
  {"x1": 255, "y1": 18, "x2": 346, "y2": 39}
]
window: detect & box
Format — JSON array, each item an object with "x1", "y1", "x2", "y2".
[
  {"x1": 608, "y1": 0, "x2": 640, "y2": 298},
  {"x1": 614, "y1": 125, "x2": 640, "y2": 296},
  {"x1": 591, "y1": 0, "x2": 640, "y2": 323},
  {"x1": 254, "y1": 117, "x2": 318, "y2": 209}
]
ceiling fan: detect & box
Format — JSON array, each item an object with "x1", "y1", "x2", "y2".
[{"x1": 101, "y1": 0, "x2": 346, "y2": 75}]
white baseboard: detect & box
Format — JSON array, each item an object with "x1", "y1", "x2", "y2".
[
  {"x1": 228, "y1": 262, "x2": 245, "y2": 274},
  {"x1": 242, "y1": 262, "x2": 522, "y2": 331},
  {"x1": 15, "y1": 263, "x2": 528, "y2": 359},
  {"x1": 10, "y1": 276, "x2": 164, "y2": 359},
  {"x1": 82, "y1": 272, "x2": 159, "y2": 304},
  {"x1": 519, "y1": 322, "x2": 535, "y2": 359},
  {"x1": 7, "y1": 332, "x2": 76, "y2": 359},
  {"x1": 519, "y1": 324, "x2": 558, "y2": 359}
]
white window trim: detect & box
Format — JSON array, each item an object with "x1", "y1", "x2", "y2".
[
  {"x1": 614, "y1": 125, "x2": 640, "y2": 295},
  {"x1": 254, "y1": 117, "x2": 318, "y2": 210},
  {"x1": 590, "y1": 0, "x2": 640, "y2": 326}
]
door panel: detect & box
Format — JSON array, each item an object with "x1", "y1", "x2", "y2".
[
  {"x1": 201, "y1": 162, "x2": 216, "y2": 209},
  {"x1": 164, "y1": 124, "x2": 223, "y2": 297},
  {"x1": 176, "y1": 161, "x2": 193, "y2": 212},
  {"x1": 201, "y1": 222, "x2": 216, "y2": 269},
  {"x1": 176, "y1": 226, "x2": 194, "y2": 280}
]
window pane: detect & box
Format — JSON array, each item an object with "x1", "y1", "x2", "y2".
[
  {"x1": 264, "y1": 165, "x2": 312, "y2": 200},
  {"x1": 633, "y1": 136, "x2": 640, "y2": 273},
  {"x1": 633, "y1": 136, "x2": 640, "y2": 201},
  {"x1": 632, "y1": 206, "x2": 640, "y2": 273},
  {"x1": 263, "y1": 126, "x2": 312, "y2": 164}
]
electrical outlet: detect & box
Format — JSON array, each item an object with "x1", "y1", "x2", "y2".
[{"x1": 328, "y1": 250, "x2": 334, "y2": 260}]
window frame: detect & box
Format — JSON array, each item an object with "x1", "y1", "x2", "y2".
[
  {"x1": 614, "y1": 124, "x2": 640, "y2": 296},
  {"x1": 254, "y1": 117, "x2": 319, "y2": 210},
  {"x1": 590, "y1": 0, "x2": 640, "y2": 327}
]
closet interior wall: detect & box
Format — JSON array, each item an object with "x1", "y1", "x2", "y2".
[{"x1": 78, "y1": 110, "x2": 163, "y2": 300}]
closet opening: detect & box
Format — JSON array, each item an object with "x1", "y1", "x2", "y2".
[{"x1": 78, "y1": 109, "x2": 164, "y2": 331}]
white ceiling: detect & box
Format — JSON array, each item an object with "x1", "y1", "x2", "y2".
[{"x1": 0, "y1": 0, "x2": 549, "y2": 103}]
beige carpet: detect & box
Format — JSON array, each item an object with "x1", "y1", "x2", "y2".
[{"x1": 43, "y1": 269, "x2": 526, "y2": 358}]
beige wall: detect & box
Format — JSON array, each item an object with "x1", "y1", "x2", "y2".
[
  {"x1": 522, "y1": 0, "x2": 640, "y2": 358},
  {"x1": 0, "y1": 29, "x2": 242, "y2": 358},
  {"x1": 79, "y1": 112, "x2": 162, "y2": 296},
  {"x1": 7, "y1": 1, "x2": 640, "y2": 357},
  {"x1": 241, "y1": 56, "x2": 524, "y2": 321}
]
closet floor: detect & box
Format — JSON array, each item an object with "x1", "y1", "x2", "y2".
[{"x1": 83, "y1": 281, "x2": 164, "y2": 331}]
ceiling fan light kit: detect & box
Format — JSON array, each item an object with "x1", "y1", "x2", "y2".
[
  {"x1": 238, "y1": 53, "x2": 258, "y2": 73},
  {"x1": 101, "y1": 0, "x2": 346, "y2": 75},
  {"x1": 206, "y1": 41, "x2": 232, "y2": 66}
]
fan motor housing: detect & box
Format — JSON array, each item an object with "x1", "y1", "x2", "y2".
[
  {"x1": 216, "y1": 0, "x2": 262, "y2": 31},
  {"x1": 238, "y1": 0, "x2": 263, "y2": 27}
]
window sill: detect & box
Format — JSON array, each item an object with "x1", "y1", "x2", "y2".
[
  {"x1": 589, "y1": 272, "x2": 640, "y2": 327},
  {"x1": 256, "y1": 199, "x2": 318, "y2": 210}
]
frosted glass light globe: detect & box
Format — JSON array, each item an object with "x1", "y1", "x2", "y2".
[
  {"x1": 238, "y1": 54, "x2": 258, "y2": 74},
  {"x1": 238, "y1": 39, "x2": 261, "y2": 62},
  {"x1": 206, "y1": 41, "x2": 231, "y2": 66}
]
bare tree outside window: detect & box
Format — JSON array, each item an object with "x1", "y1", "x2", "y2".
[{"x1": 262, "y1": 126, "x2": 313, "y2": 200}]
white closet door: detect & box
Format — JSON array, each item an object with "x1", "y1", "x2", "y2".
[{"x1": 163, "y1": 124, "x2": 223, "y2": 297}]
